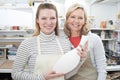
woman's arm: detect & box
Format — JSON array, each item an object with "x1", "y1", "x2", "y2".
[
  {"x1": 11, "y1": 39, "x2": 45, "y2": 80},
  {"x1": 92, "y1": 34, "x2": 107, "y2": 80}
]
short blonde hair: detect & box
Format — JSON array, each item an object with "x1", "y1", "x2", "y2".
[{"x1": 64, "y1": 3, "x2": 89, "y2": 37}]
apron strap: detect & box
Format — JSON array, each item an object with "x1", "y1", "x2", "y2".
[
  {"x1": 37, "y1": 36, "x2": 41, "y2": 54},
  {"x1": 55, "y1": 37, "x2": 64, "y2": 55}
]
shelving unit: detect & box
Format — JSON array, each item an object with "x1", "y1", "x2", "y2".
[
  {"x1": 0, "y1": 30, "x2": 32, "y2": 44},
  {"x1": 90, "y1": 28, "x2": 120, "y2": 63},
  {"x1": 90, "y1": 28, "x2": 115, "y2": 51},
  {"x1": 91, "y1": 28, "x2": 120, "y2": 80},
  {"x1": 0, "y1": 2, "x2": 34, "y2": 79},
  {"x1": 0, "y1": 30, "x2": 33, "y2": 73}
]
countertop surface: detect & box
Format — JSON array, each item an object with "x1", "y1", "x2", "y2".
[{"x1": 0, "y1": 60, "x2": 120, "y2": 73}]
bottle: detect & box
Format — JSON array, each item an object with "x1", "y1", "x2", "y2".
[
  {"x1": 101, "y1": 30, "x2": 105, "y2": 39},
  {"x1": 29, "y1": 0, "x2": 32, "y2": 6}
]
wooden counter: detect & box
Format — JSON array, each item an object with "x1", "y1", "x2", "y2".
[{"x1": 0, "y1": 60, "x2": 13, "y2": 73}]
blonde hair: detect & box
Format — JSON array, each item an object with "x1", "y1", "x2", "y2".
[
  {"x1": 64, "y1": 3, "x2": 89, "y2": 37},
  {"x1": 33, "y1": 3, "x2": 59, "y2": 36}
]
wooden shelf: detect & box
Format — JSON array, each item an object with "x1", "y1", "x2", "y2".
[
  {"x1": 0, "y1": 37, "x2": 27, "y2": 44},
  {"x1": 0, "y1": 42, "x2": 21, "y2": 45},
  {"x1": 0, "y1": 30, "x2": 27, "y2": 32},
  {"x1": 0, "y1": 60, "x2": 29, "y2": 73},
  {"x1": 0, "y1": 60, "x2": 13, "y2": 73}
]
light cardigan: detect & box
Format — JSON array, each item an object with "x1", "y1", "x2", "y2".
[
  {"x1": 66, "y1": 32, "x2": 107, "y2": 80},
  {"x1": 12, "y1": 31, "x2": 72, "y2": 80},
  {"x1": 85, "y1": 32, "x2": 107, "y2": 80}
]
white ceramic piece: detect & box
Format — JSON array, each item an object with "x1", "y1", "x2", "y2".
[{"x1": 53, "y1": 35, "x2": 88, "y2": 74}]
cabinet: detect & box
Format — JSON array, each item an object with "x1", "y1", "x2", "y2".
[
  {"x1": 0, "y1": 4, "x2": 33, "y2": 79},
  {"x1": 90, "y1": 28, "x2": 115, "y2": 53},
  {"x1": 90, "y1": 28, "x2": 120, "y2": 80},
  {"x1": 0, "y1": 30, "x2": 33, "y2": 73},
  {"x1": 0, "y1": 30, "x2": 27, "y2": 44},
  {"x1": 91, "y1": 28, "x2": 120, "y2": 65},
  {"x1": 112, "y1": 30, "x2": 120, "y2": 65},
  {"x1": 113, "y1": 30, "x2": 120, "y2": 53}
]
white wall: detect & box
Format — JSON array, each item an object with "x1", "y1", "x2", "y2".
[
  {"x1": 65, "y1": 0, "x2": 90, "y2": 16},
  {"x1": 90, "y1": 4, "x2": 117, "y2": 28},
  {"x1": 0, "y1": 9, "x2": 33, "y2": 29},
  {"x1": 0, "y1": 1, "x2": 120, "y2": 29},
  {"x1": 117, "y1": 2, "x2": 120, "y2": 10}
]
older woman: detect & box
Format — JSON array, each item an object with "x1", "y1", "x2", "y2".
[{"x1": 64, "y1": 3, "x2": 107, "y2": 80}]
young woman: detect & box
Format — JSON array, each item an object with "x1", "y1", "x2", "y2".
[
  {"x1": 12, "y1": 3, "x2": 87, "y2": 80},
  {"x1": 64, "y1": 3, "x2": 107, "y2": 80}
]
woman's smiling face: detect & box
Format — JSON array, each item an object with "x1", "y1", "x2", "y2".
[
  {"x1": 67, "y1": 9, "x2": 85, "y2": 34},
  {"x1": 37, "y1": 9, "x2": 57, "y2": 35}
]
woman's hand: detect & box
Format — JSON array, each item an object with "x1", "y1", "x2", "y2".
[
  {"x1": 44, "y1": 71, "x2": 64, "y2": 80},
  {"x1": 77, "y1": 41, "x2": 88, "y2": 59}
]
